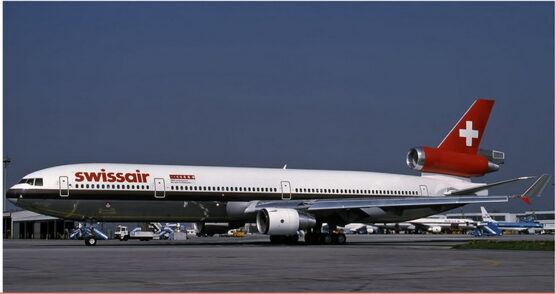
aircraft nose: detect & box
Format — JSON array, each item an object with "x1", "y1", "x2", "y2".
[{"x1": 6, "y1": 188, "x2": 19, "y2": 204}]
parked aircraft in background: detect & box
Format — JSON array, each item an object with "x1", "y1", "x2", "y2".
[
  {"x1": 7, "y1": 99, "x2": 550, "y2": 245},
  {"x1": 341, "y1": 223, "x2": 379, "y2": 234},
  {"x1": 373, "y1": 214, "x2": 476, "y2": 234},
  {"x1": 477, "y1": 206, "x2": 544, "y2": 234},
  {"x1": 408, "y1": 215, "x2": 476, "y2": 233}
]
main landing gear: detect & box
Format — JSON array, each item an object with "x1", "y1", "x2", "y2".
[
  {"x1": 270, "y1": 235, "x2": 300, "y2": 244},
  {"x1": 268, "y1": 232, "x2": 347, "y2": 245},
  {"x1": 304, "y1": 232, "x2": 346, "y2": 245}
]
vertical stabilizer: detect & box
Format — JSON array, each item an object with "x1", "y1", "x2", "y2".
[
  {"x1": 480, "y1": 206, "x2": 495, "y2": 223},
  {"x1": 438, "y1": 99, "x2": 494, "y2": 154}
]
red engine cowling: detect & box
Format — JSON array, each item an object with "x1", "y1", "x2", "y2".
[{"x1": 406, "y1": 147, "x2": 499, "y2": 177}]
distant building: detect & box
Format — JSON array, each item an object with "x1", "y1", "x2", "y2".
[
  {"x1": 4, "y1": 210, "x2": 75, "y2": 239},
  {"x1": 3, "y1": 210, "x2": 172, "y2": 239},
  {"x1": 519, "y1": 211, "x2": 555, "y2": 233},
  {"x1": 445, "y1": 211, "x2": 518, "y2": 222}
]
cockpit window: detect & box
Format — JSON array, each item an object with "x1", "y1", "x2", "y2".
[{"x1": 17, "y1": 178, "x2": 43, "y2": 186}]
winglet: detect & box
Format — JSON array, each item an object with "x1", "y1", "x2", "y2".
[
  {"x1": 522, "y1": 174, "x2": 551, "y2": 198},
  {"x1": 510, "y1": 174, "x2": 551, "y2": 204}
]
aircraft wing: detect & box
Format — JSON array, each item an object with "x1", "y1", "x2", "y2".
[
  {"x1": 445, "y1": 176, "x2": 534, "y2": 196},
  {"x1": 444, "y1": 174, "x2": 551, "y2": 196},
  {"x1": 245, "y1": 196, "x2": 508, "y2": 213},
  {"x1": 304, "y1": 196, "x2": 507, "y2": 211}
]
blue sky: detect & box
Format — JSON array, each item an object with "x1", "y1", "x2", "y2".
[{"x1": 4, "y1": 2, "x2": 554, "y2": 213}]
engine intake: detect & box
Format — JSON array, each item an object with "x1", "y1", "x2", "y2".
[
  {"x1": 256, "y1": 208, "x2": 316, "y2": 235},
  {"x1": 407, "y1": 147, "x2": 500, "y2": 177}
]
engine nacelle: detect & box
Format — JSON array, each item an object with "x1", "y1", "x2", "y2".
[
  {"x1": 429, "y1": 226, "x2": 442, "y2": 233},
  {"x1": 406, "y1": 147, "x2": 500, "y2": 177},
  {"x1": 256, "y1": 208, "x2": 316, "y2": 235}
]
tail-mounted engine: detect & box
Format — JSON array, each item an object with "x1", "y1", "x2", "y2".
[
  {"x1": 406, "y1": 147, "x2": 504, "y2": 177},
  {"x1": 256, "y1": 208, "x2": 316, "y2": 235}
]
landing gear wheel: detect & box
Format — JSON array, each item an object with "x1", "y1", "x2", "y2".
[
  {"x1": 286, "y1": 235, "x2": 299, "y2": 244},
  {"x1": 335, "y1": 233, "x2": 346, "y2": 245},
  {"x1": 320, "y1": 234, "x2": 332, "y2": 245},
  {"x1": 270, "y1": 235, "x2": 284, "y2": 244},
  {"x1": 306, "y1": 233, "x2": 321, "y2": 244},
  {"x1": 85, "y1": 237, "x2": 97, "y2": 246}
]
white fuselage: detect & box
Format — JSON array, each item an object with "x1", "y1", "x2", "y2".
[
  {"x1": 11, "y1": 163, "x2": 484, "y2": 198},
  {"x1": 7, "y1": 163, "x2": 485, "y2": 222}
]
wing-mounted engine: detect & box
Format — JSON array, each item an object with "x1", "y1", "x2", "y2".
[
  {"x1": 406, "y1": 147, "x2": 504, "y2": 177},
  {"x1": 256, "y1": 208, "x2": 316, "y2": 235}
]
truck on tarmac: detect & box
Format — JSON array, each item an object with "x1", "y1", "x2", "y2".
[{"x1": 115, "y1": 223, "x2": 175, "y2": 241}]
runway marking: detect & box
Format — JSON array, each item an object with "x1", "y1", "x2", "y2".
[{"x1": 460, "y1": 257, "x2": 502, "y2": 270}]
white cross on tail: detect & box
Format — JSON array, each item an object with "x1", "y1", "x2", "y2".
[{"x1": 459, "y1": 121, "x2": 479, "y2": 147}]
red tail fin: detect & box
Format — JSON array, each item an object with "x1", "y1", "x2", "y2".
[{"x1": 438, "y1": 99, "x2": 494, "y2": 154}]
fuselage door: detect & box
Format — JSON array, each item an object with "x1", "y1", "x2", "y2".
[
  {"x1": 59, "y1": 176, "x2": 69, "y2": 197},
  {"x1": 419, "y1": 185, "x2": 429, "y2": 196},
  {"x1": 154, "y1": 178, "x2": 165, "y2": 198},
  {"x1": 281, "y1": 181, "x2": 291, "y2": 200}
]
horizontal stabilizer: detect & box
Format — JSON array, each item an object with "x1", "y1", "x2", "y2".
[{"x1": 445, "y1": 176, "x2": 534, "y2": 196}]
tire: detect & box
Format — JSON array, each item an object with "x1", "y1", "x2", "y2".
[
  {"x1": 320, "y1": 234, "x2": 332, "y2": 245},
  {"x1": 286, "y1": 235, "x2": 299, "y2": 244},
  {"x1": 270, "y1": 235, "x2": 284, "y2": 244},
  {"x1": 304, "y1": 233, "x2": 314, "y2": 244},
  {"x1": 85, "y1": 237, "x2": 97, "y2": 246},
  {"x1": 336, "y1": 233, "x2": 346, "y2": 245}
]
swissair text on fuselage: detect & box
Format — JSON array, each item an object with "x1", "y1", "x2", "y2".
[{"x1": 75, "y1": 169, "x2": 150, "y2": 183}]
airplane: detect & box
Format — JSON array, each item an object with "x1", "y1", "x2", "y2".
[
  {"x1": 6, "y1": 99, "x2": 551, "y2": 246},
  {"x1": 406, "y1": 215, "x2": 476, "y2": 233},
  {"x1": 342, "y1": 223, "x2": 379, "y2": 234},
  {"x1": 478, "y1": 206, "x2": 544, "y2": 234},
  {"x1": 375, "y1": 215, "x2": 477, "y2": 234}
]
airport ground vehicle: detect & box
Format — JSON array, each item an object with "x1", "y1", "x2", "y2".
[
  {"x1": 69, "y1": 225, "x2": 109, "y2": 246},
  {"x1": 114, "y1": 225, "x2": 159, "y2": 241},
  {"x1": 114, "y1": 224, "x2": 174, "y2": 241}
]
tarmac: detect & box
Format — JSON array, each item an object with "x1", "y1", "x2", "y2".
[{"x1": 4, "y1": 234, "x2": 554, "y2": 292}]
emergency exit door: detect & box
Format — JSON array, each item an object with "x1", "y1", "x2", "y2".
[
  {"x1": 419, "y1": 185, "x2": 429, "y2": 196},
  {"x1": 59, "y1": 176, "x2": 69, "y2": 197},
  {"x1": 281, "y1": 181, "x2": 291, "y2": 200},
  {"x1": 154, "y1": 178, "x2": 165, "y2": 198}
]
